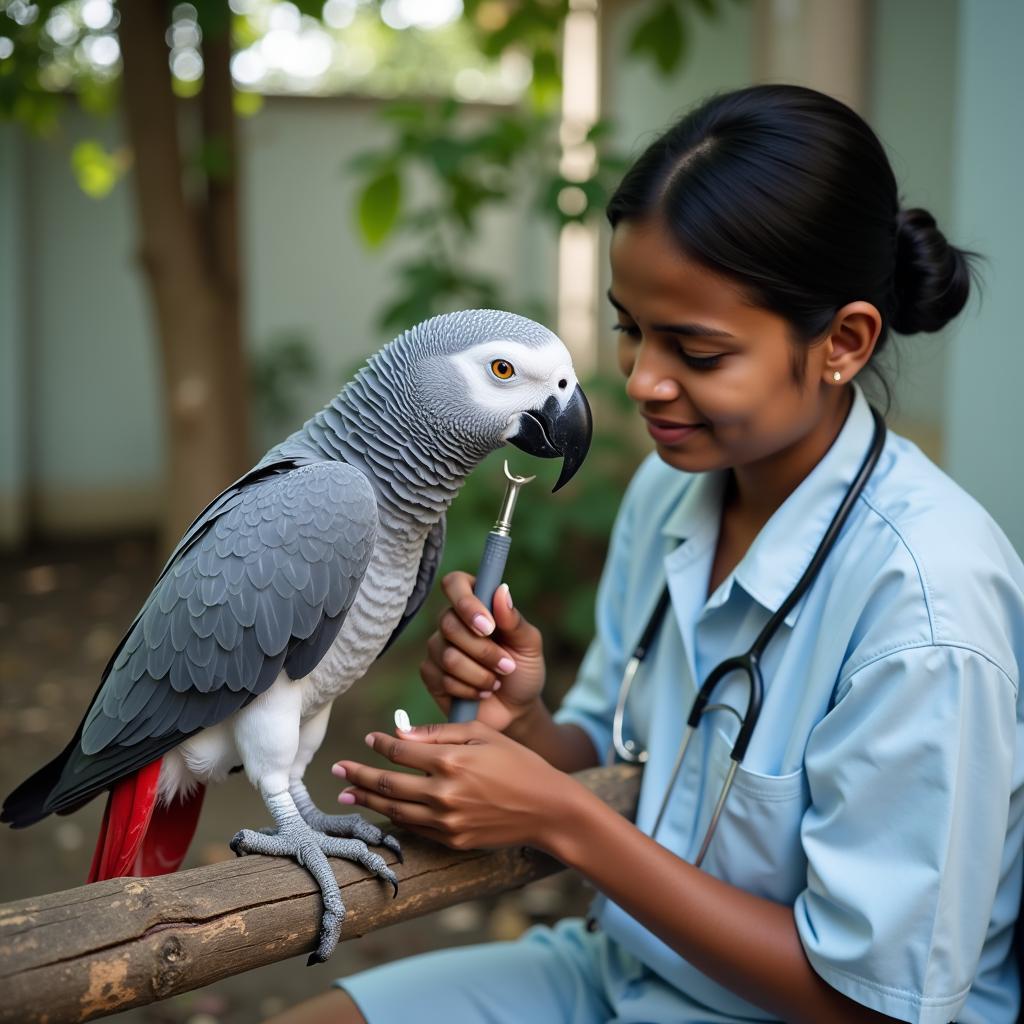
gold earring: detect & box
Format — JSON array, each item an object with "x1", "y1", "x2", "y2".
[{"x1": 832, "y1": 370, "x2": 842, "y2": 383}]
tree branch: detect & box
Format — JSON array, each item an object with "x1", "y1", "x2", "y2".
[{"x1": 0, "y1": 765, "x2": 639, "y2": 1024}]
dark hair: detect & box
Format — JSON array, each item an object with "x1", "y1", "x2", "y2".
[{"x1": 606, "y1": 84, "x2": 982, "y2": 409}]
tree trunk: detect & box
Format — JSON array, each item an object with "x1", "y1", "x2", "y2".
[
  {"x1": 118, "y1": 0, "x2": 249, "y2": 557},
  {"x1": 200, "y1": 25, "x2": 250, "y2": 474}
]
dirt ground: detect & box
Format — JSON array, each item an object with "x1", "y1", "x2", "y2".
[{"x1": 0, "y1": 536, "x2": 594, "y2": 1023}]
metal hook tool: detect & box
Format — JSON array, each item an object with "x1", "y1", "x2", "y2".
[{"x1": 448, "y1": 460, "x2": 535, "y2": 723}]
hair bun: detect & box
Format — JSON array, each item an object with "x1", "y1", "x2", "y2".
[{"x1": 891, "y1": 207, "x2": 974, "y2": 335}]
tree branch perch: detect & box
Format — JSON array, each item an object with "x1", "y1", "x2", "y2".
[{"x1": 0, "y1": 765, "x2": 640, "y2": 1023}]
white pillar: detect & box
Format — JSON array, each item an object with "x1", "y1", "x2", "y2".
[
  {"x1": 557, "y1": 0, "x2": 601, "y2": 377},
  {"x1": 752, "y1": 0, "x2": 868, "y2": 113}
]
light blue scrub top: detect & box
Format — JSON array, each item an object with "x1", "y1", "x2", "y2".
[{"x1": 554, "y1": 383, "x2": 1024, "y2": 1024}]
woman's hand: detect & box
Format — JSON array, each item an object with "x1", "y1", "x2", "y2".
[
  {"x1": 420, "y1": 572, "x2": 547, "y2": 735},
  {"x1": 331, "y1": 721, "x2": 578, "y2": 855}
]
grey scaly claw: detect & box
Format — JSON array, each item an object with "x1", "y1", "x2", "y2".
[
  {"x1": 317, "y1": 834, "x2": 400, "y2": 896},
  {"x1": 289, "y1": 785, "x2": 403, "y2": 864},
  {"x1": 312, "y1": 812, "x2": 403, "y2": 865},
  {"x1": 307, "y1": 908, "x2": 342, "y2": 966},
  {"x1": 229, "y1": 815, "x2": 399, "y2": 964}
]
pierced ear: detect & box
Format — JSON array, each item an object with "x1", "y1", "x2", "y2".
[{"x1": 824, "y1": 301, "x2": 881, "y2": 383}]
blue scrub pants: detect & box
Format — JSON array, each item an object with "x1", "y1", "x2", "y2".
[{"x1": 334, "y1": 917, "x2": 694, "y2": 1023}]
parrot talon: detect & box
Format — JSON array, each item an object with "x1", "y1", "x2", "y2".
[
  {"x1": 308, "y1": 906, "x2": 343, "y2": 965},
  {"x1": 230, "y1": 815, "x2": 399, "y2": 963},
  {"x1": 289, "y1": 799, "x2": 402, "y2": 863}
]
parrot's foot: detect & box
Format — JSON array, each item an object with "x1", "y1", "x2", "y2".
[
  {"x1": 290, "y1": 781, "x2": 402, "y2": 862},
  {"x1": 230, "y1": 815, "x2": 399, "y2": 964},
  {"x1": 302, "y1": 809, "x2": 403, "y2": 863}
]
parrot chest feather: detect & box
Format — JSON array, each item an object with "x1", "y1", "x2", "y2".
[{"x1": 299, "y1": 521, "x2": 432, "y2": 714}]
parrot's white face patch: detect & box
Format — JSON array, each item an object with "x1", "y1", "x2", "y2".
[{"x1": 448, "y1": 338, "x2": 579, "y2": 437}]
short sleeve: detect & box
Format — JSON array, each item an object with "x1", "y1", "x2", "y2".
[
  {"x1": 553, "y1": 458, "x2": 653, "y2": 765},
  {"x1": 794, "y1": 644, "x2": 1018, "y2": 1024}
]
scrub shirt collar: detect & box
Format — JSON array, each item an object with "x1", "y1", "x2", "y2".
[{"x1": 661, "y1": 383, "x2": 879, "y2": 629}]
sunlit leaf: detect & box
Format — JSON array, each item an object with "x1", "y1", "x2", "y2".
[
  {"x1": 71, "y1": 140, "x2": 121, "y2": 198},
  {"x1": 528, "y1": 46, "x2": 561, "y2": 111},
  {"x1": 172, "y1": 75, "x2": 202, "y2": 99},
  {"x1": 357, "y1": 168, "x2": 402, "y2": 247},
  {"x1": 233, "y1": 89, "x2": 263, "y2": 117}
]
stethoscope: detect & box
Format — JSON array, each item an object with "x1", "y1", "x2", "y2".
[{"x1": 609, "y1": 405, "x2": 887, "y2": 864}]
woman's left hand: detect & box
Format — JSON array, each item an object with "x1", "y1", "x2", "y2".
[{"x1": 331, "y1": 720, "x2": 577, "y2": 855}]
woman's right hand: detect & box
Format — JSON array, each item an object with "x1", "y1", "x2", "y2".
[{"x1": 420, "y1": 571, "x2": 547, "y2": 734}]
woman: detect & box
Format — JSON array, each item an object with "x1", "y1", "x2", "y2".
[{"x1": 272, "y1": 84, "x2": 1024, "y2": 1024}]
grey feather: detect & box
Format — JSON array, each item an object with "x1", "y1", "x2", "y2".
[
  {"x1": 377, "y1": 515, "x2": 446, "y2": 659},
  {"x1": 63, "y1": 462, "x2": 376, "y2": 809}
]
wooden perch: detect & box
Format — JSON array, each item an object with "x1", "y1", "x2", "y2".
[{"x1": 0, "y1": 764, "x2": 640, "y2": 1023}]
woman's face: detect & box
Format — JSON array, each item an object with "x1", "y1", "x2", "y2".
[{"x1": 609, "y1": 216, "x2": 835, "y2": 475}]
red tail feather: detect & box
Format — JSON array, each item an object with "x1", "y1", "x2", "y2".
[{"x1": 87, "y1": 759, "x2": 206, "y2": 882}]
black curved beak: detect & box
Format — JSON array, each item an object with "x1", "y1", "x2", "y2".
[{"x1": 509, "y1": 385, "x2": 593, "y2": 491}]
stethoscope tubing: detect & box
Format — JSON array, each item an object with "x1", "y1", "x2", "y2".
[{"x1": 612, "y1": 405, "x2": 888, "y2": 853}]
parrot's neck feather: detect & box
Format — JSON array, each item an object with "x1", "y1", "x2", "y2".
[{"x1": 297, "y1": 343, "x2": 483, "y2": 521}]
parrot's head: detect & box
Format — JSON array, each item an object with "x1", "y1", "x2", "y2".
[{"x1": 405, "y1": 309, "x2": 593, "y2": 491}]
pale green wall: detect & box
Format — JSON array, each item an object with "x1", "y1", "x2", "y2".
[
  {"x1": 596, "y1": 0, "x2": 755, "y2": 372},
  {"x1": 946, "y1": 0, "x2": 1024, "y2": 552},
  {"x1": 25, "y1": 116, "x2": 162, "y2": 515},
  {"x1": 867, "y1": 0, "x2": 958, "y2": 433},
  {"x1": 0, "y1": 125, "x2": 26, "y2": 545}
]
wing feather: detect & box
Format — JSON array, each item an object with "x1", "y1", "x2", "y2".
[{"x1": 38, "y1": 462, "x2": 377, "y2": 818}]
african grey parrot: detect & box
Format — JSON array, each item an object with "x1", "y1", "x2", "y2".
[{"x1": 2, "y1": 309, "x2": 592, "y2": 963}]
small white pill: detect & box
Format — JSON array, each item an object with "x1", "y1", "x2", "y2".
[{"x1": 394, "y1": 708, "x2": 412, "y2": 733}]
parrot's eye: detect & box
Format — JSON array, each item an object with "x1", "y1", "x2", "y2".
[{"x1": 490, "y1": 359, "x2": 515, "y2": 380}]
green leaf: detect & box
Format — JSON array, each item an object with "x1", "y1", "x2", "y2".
[
  {"x1": 627, "y1": 1, "x2": 688, "y2": 76},
  {"x1": 70, "y1": 140, "x2": 121, "y2": 198},
  {"x1": 233, "y1": 89, "x2": 263, "y2": 118},
  {"x1": 357, "y1": 168, "x2": 402, "y2": 247},
  {"x1": 192, "y1": 0, "x2": 232, "y2": 38},
  {"x1": 195, "y1": 135, "x2": 233, "y2": 182},
  {"x1": 690, "y1": 0, "x2": 720, "y2": 18}
]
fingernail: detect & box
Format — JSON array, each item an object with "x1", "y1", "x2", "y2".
[
  {"x1": 497, "y1": 656, "x2": 516, "y2": 674},
  {"x1": 338, "y1": 790, "x2": 356, "y2": 805},
  {"x1": 364, "y1": 733, "x2": 375, "y2": 748},
  {"x1": 480, "y1": 690, "x2": 493, "y2": 699},
  {"x1": 492, "y1": 681, "x2": 502, "y2": 692},
  {"x1": 331, "y1": 764, "x2": 347, "y2": 778},
  {"x1": 502, "y1": 584, "x2": 513, "y2": 610},
  {"x1": 472, "y1": 614, "x2": 494, "y2": 636}
]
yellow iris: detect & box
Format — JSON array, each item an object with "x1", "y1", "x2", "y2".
[{"x1": 490, "y1": 359, "x2": 515, "y2": 380}]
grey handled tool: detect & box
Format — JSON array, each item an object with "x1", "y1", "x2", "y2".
[{"x1": 448, "y1": 460, "x2": 535, "y2": 723}]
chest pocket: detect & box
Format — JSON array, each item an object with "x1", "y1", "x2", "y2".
[{"x1": 697, "y1": 727, "x2": 810, "y2": 905}]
